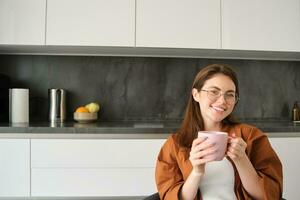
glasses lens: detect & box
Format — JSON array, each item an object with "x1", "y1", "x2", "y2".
[
  {"x1": 207, "y1": 90, "x2": 220, "y2": 101},
  {"x1": 207, "y1": 90, "x2": 238, "y2": 104},
  {"x1": 225, "y1": 93, "x2": 236, "y2": 104}
]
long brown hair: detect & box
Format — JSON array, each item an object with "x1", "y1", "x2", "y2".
[{"x1": 177, "y1": 64, "x2": 239, "y2": 148}]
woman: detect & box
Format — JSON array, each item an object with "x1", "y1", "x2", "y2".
[{"x1": 155, "y1": 64, "x2": 283, "y2": 200}]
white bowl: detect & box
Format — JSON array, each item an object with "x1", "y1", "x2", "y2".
[{"x1": 74, "y1": 112, "x2": 97, "y2": 123}]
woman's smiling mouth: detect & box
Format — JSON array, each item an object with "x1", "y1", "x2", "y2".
[{"x1": 211, "y1": 105, "x2": 227, "y2": 112}]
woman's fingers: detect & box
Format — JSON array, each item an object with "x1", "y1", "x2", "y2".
[
  {"x1": 191, "y1": 140, "x2": 215, "y2": 157},
  {"x1": 190, "y1": 141, "x2": 217, "y2": 159},
  {"x1": 191, "y1": 137, "x2": 209, "y2": 153},
  {"x1": 190, "y1": 137, "x2": 218, "y2": 166},
  {"x1": 227, "y1": 136, "x2": 247, "y2": 161},
  {"x1": 193, "y1": 156, "x2": 216, "y2": 165},
  {"x1": 195, "y1": 140, "x2": 215, "y2": 151},
  {"x1": 192, "y1": 137, "x2": 207, "y2": 148},
  {"x1": 190, "y1": 148, "x2": 217, "y2": 164},
  {"x1": 229, "y1": 136, "x2": 246, "y2": 147},
  {"x1": 226, "y1": 151, "x2": 236, "y2": 159},
  {"x1": 192, "y1": 146, "x2": 217, "y2": 159}
]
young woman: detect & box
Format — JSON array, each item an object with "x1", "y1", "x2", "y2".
[{"x1": 155, "y1": 64, "x2": 283, "y2": 200}]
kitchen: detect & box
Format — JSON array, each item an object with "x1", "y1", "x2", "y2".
[{"x1": 0, "y1": 0, "x2": 300, "y2": 199}]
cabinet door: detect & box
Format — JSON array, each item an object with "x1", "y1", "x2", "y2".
[
  {"x1": 46, "y1": 0, "x2": 135, "y2": 47},
  {"x1": 32, "y1": 168, "x2": 156, "y2": 196},
  {"x1": 269, "y1": 137, "x2": 300, "y2": 200},
  {"x1": 31, "y1": 139, "x2": 165, "y2": 196},
  {"x1": 31, "y1": 139, "x2": 165, "y2": 168},
  {"x1": 136, "y1": 0, "x2": 221, "y2": 49},
  {"x1": 0, "y1": 0, "x2": 46, "y2": 45},
  {"x1": 222, "y1": 0, "x2": 300, "y2": 51},
  {"x1": 0, "y1": 139, "x2": 30, "y2": 197}
]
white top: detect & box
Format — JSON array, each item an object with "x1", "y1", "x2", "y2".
[{"x1": 199, "y1": 158, "x2": 237, "y2": 200}]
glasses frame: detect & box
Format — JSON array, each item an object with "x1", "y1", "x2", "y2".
[{"x1": 200, "y1": 89, "x2": 239, "y2": 105}]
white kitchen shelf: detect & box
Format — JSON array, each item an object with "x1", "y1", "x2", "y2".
[{"x1": 0, "y1": 45, "x2": 299, "y2": 61}]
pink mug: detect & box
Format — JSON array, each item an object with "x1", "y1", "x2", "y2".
[{"x1": 198, "y1": 131, "x2": 228, "y2": 161}]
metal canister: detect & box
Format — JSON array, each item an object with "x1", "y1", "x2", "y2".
[{"x1": 48, "y1": 89, "x2": 66, "y2": 123}]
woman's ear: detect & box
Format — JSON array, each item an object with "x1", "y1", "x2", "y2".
[{"x1": 192, "y1": 88, "x2": 200, "y2": 102}]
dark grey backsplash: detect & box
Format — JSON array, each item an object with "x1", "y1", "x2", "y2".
[{"x1": 0, "y1": 55, "x2": 299, "y2": 122}]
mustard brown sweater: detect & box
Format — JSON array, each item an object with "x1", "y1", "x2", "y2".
[{"x1": 155, "y1": 123, "x2": 283, "y2": 200}]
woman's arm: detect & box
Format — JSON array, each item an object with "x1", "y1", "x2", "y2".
[
  {"x1": 233, "y1": 153, "x2": 264, "y2": 199},
  {"x1": 227, "y1": 134, "x2": 264, "y2": 199},
  {"x1": 227, "y1": 130, "x2": 283, "y2": 200},
  {"x1": 180, "y1": 137, "x2": 217, "y2": 200},
  {"x1": 180, "y1": 170, "x2": 203, "y2": 200},
  {"x1": 155, "y1": 136, "x2": 186, "y2": 200}
]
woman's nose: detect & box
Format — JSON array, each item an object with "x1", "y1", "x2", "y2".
[{"x1": 216, "y1": 94, "x2": 227, "y2": 104}]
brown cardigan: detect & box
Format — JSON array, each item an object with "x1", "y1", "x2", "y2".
[{"x1": 155, "y1": 123, "x2": 283, "y2": 200}]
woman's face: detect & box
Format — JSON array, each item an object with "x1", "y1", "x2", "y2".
[{"x1": 193, "y1": 74, "x2": 237, "y2": 124}]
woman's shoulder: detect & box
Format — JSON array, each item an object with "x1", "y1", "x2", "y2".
[
  {"x1": 160, "y1": 133, "x2": 188, "y2": 154},
  {"x1": 230, "y1": 123, "x2": 266, "y2": 141},
  {"x1": 157, "y1": 133, "x2": 187, "y2": 163},
  {"x1": 230, "y1": 122, "x2": 262, "y2": 132},
  {"x1": 233, "y1": 123, "x2": 260, "y2": 131},
  {"x1": 163, "y1": 133, "x2": 180, "y2": 149}
]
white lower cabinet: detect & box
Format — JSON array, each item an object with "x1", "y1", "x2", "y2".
[
  {"x1": 0, "y1": 139, "x2": 30, "y2": 197},
  {"x1": 269, "y1": 137, "x2": 300, "y2": 200},
  {"x1": 1, "y1": 136, "x2": 299, "y2": 198},
  {"x1": 31, "y1": 139, "x2": 165, "y2": 196},
  {"x1": 32, "y1": 168, "x2": 155, "y2": 196}
]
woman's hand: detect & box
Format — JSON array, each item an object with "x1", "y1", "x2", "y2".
[
  {"x1": 189, "y1": 137, "x2": 217, "y2": 175},
  {"x1": 226, "y1": 134, "x2": 265, "y2": 199},
  {"x1": 227, "y1": 133, "x2": 247, "y2": 162}
]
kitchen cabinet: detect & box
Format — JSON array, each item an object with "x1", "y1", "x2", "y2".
[
  {"x1": 269, "y1": 137, "x2": 300, "y2": 200},
  {"x1": 0, "y1": 0, "x2": 299, "y2": 58},
  {"x1": 31, "y1": 139, "x2": 165, "y2": 196},
  {"x1": 136, "y1": 0, "x2": 221, "y2": 49},
  {"x1": 222, "y1": 0, "x2": 300, "y2": 52},
  {"x1": 46, "y1": 0, "x2": 135, "y2": 47},
  {"x1": 0, "y1": 0, "x2": 46, "y2": 45},
  {"x1": 0, "y1": 139, "x2": 30, "y2": 197}
]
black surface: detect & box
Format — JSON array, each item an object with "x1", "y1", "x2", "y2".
[
  {"x1": 1, "y1": 55, "x2": 300, "y2": 122},
  {"x1": 0, "y1": 73, "x2": 10, "y2": 122}
]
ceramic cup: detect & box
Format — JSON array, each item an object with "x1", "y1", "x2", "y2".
[{"x1": 198, "y1": 131, "x2": 228, "y2": 161}]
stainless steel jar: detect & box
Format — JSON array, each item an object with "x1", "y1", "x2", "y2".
[{"x1": 48, "y1": 89, "x2": 66, "y2": 123}]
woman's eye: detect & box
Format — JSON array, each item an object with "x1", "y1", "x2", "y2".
[
  {"x1": 226, "y1": 93, "x2": 235, "y2": 98},
  {"x1": 210, "y1": 90, "x2": 219, "y2": 95}
]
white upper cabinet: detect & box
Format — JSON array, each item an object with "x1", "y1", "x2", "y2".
[
  {"x1": 136, "y1": 0, "x2": 221, "y2": 49},
  {"x1": 46, "y1": 0, "x2": 135, "y2": 47},
  {"x1": 222, "y1": 0, "x2": 300, "y2": 52},
  {"x1": 0, "y1": 139, "x2": 30, "y2": 197},
  {"x1": 0, "y1": 0, "x2": 46, "y2": 45}
]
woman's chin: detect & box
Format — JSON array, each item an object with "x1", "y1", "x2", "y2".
[{"x1": 210, "y1": 114, "x2": 228, "y2": 123}]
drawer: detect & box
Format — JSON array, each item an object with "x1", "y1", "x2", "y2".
[
  {"x1": 31, "y1": 139, "x2": 165, "y2": 168},
  {"x1": 31, "y1": 168, "x2": 156, "y2": 196},
  {"x1": 0, "y1": 139, "x2": 30, "y2": 196}
]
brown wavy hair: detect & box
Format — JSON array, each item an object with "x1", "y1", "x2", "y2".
[{"x1": 177, "y1": 64, "x2": 239, "y2": 148}]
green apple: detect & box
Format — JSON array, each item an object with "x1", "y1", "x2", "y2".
[{"x1": 85, "y1": 102, "x2": 100, "y2": 113}]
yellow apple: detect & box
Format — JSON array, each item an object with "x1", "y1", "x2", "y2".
[{"x1": 85, "y1": 102, "x2": 100, "y2": 113}]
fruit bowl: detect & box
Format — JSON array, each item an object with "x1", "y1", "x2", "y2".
[{"x1": 74, "y1": 112, "x2": 97, "y2": 123}]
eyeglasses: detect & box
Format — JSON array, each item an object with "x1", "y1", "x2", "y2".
[{"x1": 201, "y1": 89, "x2": 239, "y2": 105}]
